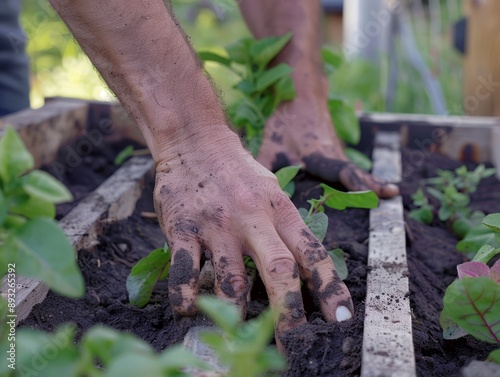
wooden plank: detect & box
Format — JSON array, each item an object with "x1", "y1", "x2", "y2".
[
  {"x1": 1, "y1": 156, "x2": 154, "y2": 324},
  {"x1": 359, "y1": 112, "x2": 500, "y2": 164},
  {"x1": 361, "y1": 132, "x2": 416, "y2": 377},
  {"x1": 0, "y1": 99, "x2": 88, "y2": 168}
]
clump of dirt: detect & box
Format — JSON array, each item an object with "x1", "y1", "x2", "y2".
[{"x1": 400, "y1": 148, "x2": 499, "y2": 377}]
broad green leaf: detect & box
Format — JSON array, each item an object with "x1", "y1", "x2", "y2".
[
  {"x1": 159, "y1": 345, "x2": 209, "y2": 372},
  {"x1": 440, "y1": 308, "x2": 468, "y2": 340},
  {"x1": 275, "y1": 165, "x2": 301, "y2": 190},
  {"x1": 127, "y1": 246, "x2": 171, "y2": 308},
  {"x1": 273, "y1": 75, "x2": 296, "y2": 103},
  {"x1": 2, "y1": 214, "x2": 26, "y2": 229},
  {"x1": 345, "y1": 148, "x2": 372, "y2": 171},
  {"x1": 321, "y1": 184, "x2": 378, "y2": 210},
  {"x1": 0, "y1": 189, "x2": 7, "y2": 225},
  {"x1": 21, "y1": 170, "x2": 72, "y2": 203},
  {"x1": 255, "y1": 64, "x2": 293, "y2": 92},
  {"x1": 282, "y1": 181, "x2": 295, "y2": 198},
  {"x1": 409, "y1": 207, "x2": 433, "y2": 225},
  {"x1": 298, "y1": 208, "x2": 328, "y2": 243},
  {"x1": 114, "y1": 145, "x2": 134, "y2": 166},
  {"x1": 327, "y1": 98, "x2": 360, "y2": 145},
  {"x1": 328, "y1": 249, "x2": 348, "y2": 280},
  {"x1": 249, "y1": 32, "x2": 293, "y2": 68},
  {"x1": 483, "y1": 214, "x2": 500, "y2": 232},
  {"x1": 443, "y1": 277, "x2": 500, "y2": 344},
  {"x1": 453, "y1": 211, "x2": 485, "y2": 239},
  {"x1": 472, "y1": 245, "x2": 500, "y2": 264},
  {"x1": 197, "y1": 296, "x2": 240, "y2": 335},
  {"x1": 0, "y1": 126, "x2": 34, "y2": 184},
  {"x1": 82, "y1": 326, "x2": 152, "y2": 365},
  {"x1": 488, "y1": 349, "x2": 500, "y2": 364},
  {"x1": 106, "y1": 353, "x2": 164, "y2": 377},
  {"x1": 225, "y1": 38, "x2": 252, "y2": 64},
  {"x1": 198, "y1": 51, "x2": 231, "y2": 67},
  {"x1": 10, "y1": 217, "x2": 84, "y2": 298},
  {"x1": 235, "y1": 79, "x2": 255, "y2": 95},
  {"x1": 438, "y1": 205, "x2": 453, "y2": 221},
  {"x1": 457, "y1": 225, "x2": 499, "y2": 254},
  {"x1": 9, "y1": 195, "x2": 55, "y2": 219},
  {"x1": 427, "y1": 187, "x2": 444, "y2": 201}
]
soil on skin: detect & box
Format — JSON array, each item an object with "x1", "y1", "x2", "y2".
[
  {"x1": 400, "y1": 148, "x2": 500, "y2": 377},
  {"x1": 20, "y1": 143, "x2": 500, "y2": 376}
]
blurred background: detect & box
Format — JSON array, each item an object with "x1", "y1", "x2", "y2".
[{"x1": 20, "y1": 0, "x2": 493, "y2": 116}]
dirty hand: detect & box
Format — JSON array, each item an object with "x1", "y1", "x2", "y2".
[
  {"x1": 257, "y1": 99, "x2": 399, "y2": 199},
  {"x1": 153, "y1": 131, "x2": 353, "y2": 340}
]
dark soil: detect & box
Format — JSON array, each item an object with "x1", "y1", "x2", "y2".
[
  {"x1": 20, "y1": 142, "x2": 500, "y2": 377},
  {"x1": 400, "y1": 148, "x2": 500, "y2": 377}
]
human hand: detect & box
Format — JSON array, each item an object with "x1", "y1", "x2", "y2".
[
  {"x1": 153, "y1": 133, "x2": 353, "y2": 345},
  {"x1": 257, "y1": 99, "x2": 399, "y2": 199}
]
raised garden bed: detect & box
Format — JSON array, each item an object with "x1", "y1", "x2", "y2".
[{"x1": 2, "y1": 99, "x2": 500, "y2": 376}]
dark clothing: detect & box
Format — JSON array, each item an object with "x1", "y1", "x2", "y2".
[{"x1": 0, "y1": 0, "x2": 30, "y2": 116}]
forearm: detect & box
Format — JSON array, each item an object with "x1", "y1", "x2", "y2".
[
  {"x1": 239, "y1": 0, "x2": 328, "y2": 100},
  {"x1": 49, "y1": 0, "x2": 236, "y2": 162}
]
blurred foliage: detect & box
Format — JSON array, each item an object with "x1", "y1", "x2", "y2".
[{"x1": 21, "y1": 0, "x2": 463, "y2": 115}]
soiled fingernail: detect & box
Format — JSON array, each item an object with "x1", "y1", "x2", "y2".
[{"x1": 336, "y1": 306, "x2": 352, "y2": 322}]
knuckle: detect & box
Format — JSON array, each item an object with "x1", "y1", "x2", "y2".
[
  {"x1": 217, "y1": 272, "x2": 248, "y2": 298},
  {"x1": 233, "y1": 187, "x2": 265, "y2": 212}
]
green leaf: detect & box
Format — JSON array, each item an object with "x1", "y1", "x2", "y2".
[
  {"x1": 483, "y1": 214, "x2": 500, "y2": 232},
  {"x1": 453, "y1": 211, "x2": 485, "y2": 239},
  {"x1": 488, "y1": 349, "x2": 500, "y2": 364},
  {"x1": 9, "y1": 217, "x2": 84, "y2": 298},
  {"x1": 298, "y1": 208, "x2": 328, "y2": 243},
  {"x1": 197, "y1": 296, "x2": 240, "y2": 335},
  {"x1": 443, "y1": 277, "x2": 500, "y2": 344},
  {"x1": 255, "y1": 64, "x2": 293, "y2": 92},
  {"x1": 457, "y1": 225, "x2": 499, "y2": 254},
  {"x1": 438, "y1": 205, "x2": 453, "y2": 221},
  {"x1": 327, "y1": 98, "x2": 360, "y2": 145},
  {"x1": 3, "y1": 214, "x2": 26, "y2": 229},
  {"x1": 321, "y1": 184, "x2": 378, "y2": 210},
  {"x1": 82, "y1": 326, "x2": 152, "y2": 365},
  {"x1": 21, "y1": 170, "x2": 72, "y2": 203},
  {"x1": 249, "y1": 32, "x2": 293, "y2": 68},
  {"x1": 275, "y1": 165, "x2": 301, "y2": 190},
  {"x1": 106, "y1": 353, "x2": 164, "y2": 377},
  {"x1": 440, "y1": 308, "x2": 468, "y2": 340},
  {"x1": 273, "y1": 75, "x2": 296, "y2": 103},
  {"x1": 0, "y1": 126, "x2": 34, "y2": 184},
  {"x1": 9, "y1": 195, "x2": 56, "y2": 219},
  {"x1": 344, "y1": 148, "x2": 372, "y2": 171},
  {"x1": 127, "y1": 246, "x2": 171, "y2": 308},
  {"x1": 198, "y1": 51, "x2": 231, "y2": 67},
  {"x1": 282, "y1": 181, "x2": 295, "y2": 198},
  {"x1": 235, "y1": 79, "x2": 255, "y2": 96},
  {"x1": 0, "y1": 189, "x2": 7, "y2": 226},
  {"x1": 225, "y1": 38, "x2": 252, "y2": 64},
  {"x1": 322, "y1": 48, "x2": 343, "y2": 73},
  {"x1": 472, "y1": 245, "x2": 500, "y2": 264},
  {"x1": 409, "y1": 207, "x2": 433, "y2": 225},
  {"x1": 328, "y1": 248, "x2": 348, "y2": 280},
  {"x1": 114, "y1": 145, "x2": 135, "y2": 166}
]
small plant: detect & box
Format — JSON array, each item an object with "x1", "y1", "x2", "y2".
[
  {"x1": 0, "y1": 126, "x2": 84, "y2": 296},
  {"x1": 441, "y1": 213, "x2": 500, "y2": 363},
  {"x1": 409, "y1": 165, "x2": 495, "y2": 239},
  {"x1": 457, "y1": 213, "x2": 500, "y2": 258},
  {"x1": 200, "y1": 33, "x2": 296, "y2": 155}
]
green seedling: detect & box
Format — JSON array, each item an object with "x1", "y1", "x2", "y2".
[
  {"x1": 197, "y1": 296, "x2": 285, "y2": 377},
  {"x1": 457, "y1": 213, "x2": 500, "y2": 257},
  {"x1": 114, "y1": 146, "x2": 151, "y2": 165},
  {"x1": 0, "y1": 126, "x2": 83, "y2": 297},
  {"x1": 427, "y1": 164, "x2": 495, "y2": 195},
  {"x1": 409, "y1": 188, "x2": 434, "y2": 224}
]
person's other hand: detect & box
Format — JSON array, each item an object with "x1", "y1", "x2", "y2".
[{"x1": 257, "y1": 99, "x2": 399, "y2": 199}]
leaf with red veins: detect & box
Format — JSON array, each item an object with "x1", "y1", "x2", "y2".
[
  {"x1": 443, "y1": 277, "x2": 500, "y2": 345},
  {"x1": 457, "y1": 261, "x2": 491, "y2": 279}
]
